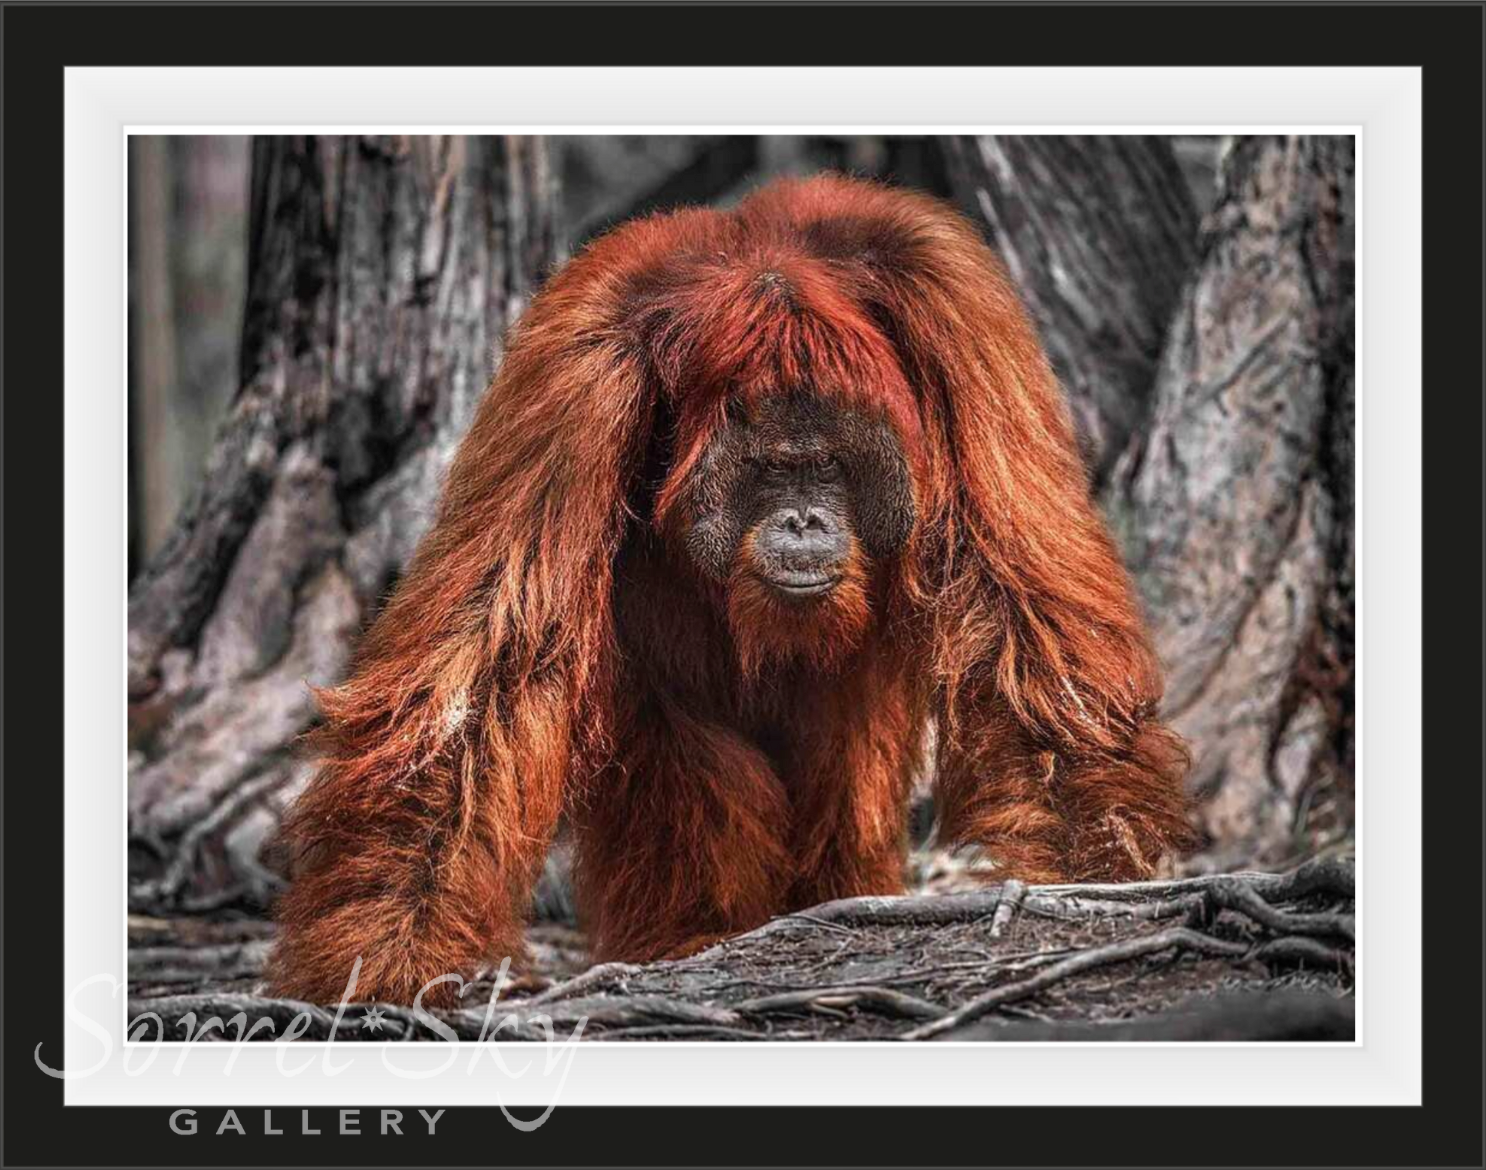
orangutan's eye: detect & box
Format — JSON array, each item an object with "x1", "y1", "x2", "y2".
[{"x1": 816, "y1": 455, "x2": 841, "y2": 482}]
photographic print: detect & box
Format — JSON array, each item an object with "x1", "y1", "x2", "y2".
[
  {"x1": 12, "y1": 5, "x2": 1480, "y2": 1163},
  {"x1": 125, "y1": 132, "x2": 1357, "y2": 1045}
]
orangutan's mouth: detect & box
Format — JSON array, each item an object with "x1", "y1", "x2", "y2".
[{"x1": 766, "y1": 572, "x2": 841, "y2": 598}]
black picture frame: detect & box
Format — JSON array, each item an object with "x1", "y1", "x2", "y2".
[{"x1": 3, "y1": 4, "x2": 1480, "y2": 1167}]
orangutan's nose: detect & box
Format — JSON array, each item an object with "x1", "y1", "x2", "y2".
[{"x1": 757, "y1": 508, "x2": 849, "y2": 597}]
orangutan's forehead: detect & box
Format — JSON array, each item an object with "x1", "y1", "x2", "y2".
[
  {"x1": 736, "y1": 390, "x2": 849, "y2": 434},
  {"x1": 720, "y1": 392, "x2": 903, "y2": 463}
]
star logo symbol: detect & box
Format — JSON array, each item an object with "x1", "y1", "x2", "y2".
[{"x1": 360, "y1": 1005, "x2": 388, "y2": 1033}]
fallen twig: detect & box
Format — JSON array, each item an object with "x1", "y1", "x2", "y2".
[
  {"x1": 523, "y1": 961, "x2": 643, "y2": 1005},
  {"x1": 989, "y1": 880, "x2": 1026, "y2": 938},
  {"x1": 734, "y1": 985, "x2": 942, "y2": 1021}
]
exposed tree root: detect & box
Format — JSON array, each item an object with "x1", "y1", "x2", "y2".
[{"x1": 128, "y1": 857, "x2": 1354, "y2": 1043}]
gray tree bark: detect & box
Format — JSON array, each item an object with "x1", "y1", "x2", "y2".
[
  {"x1": 1111, "y1": 136, "x2": 1355, "y2": 868},
  {"x1": 128, "y1": 135, "x2": 559, "y2": 911},
  {"x1": 941, "y1": 135, "x2": 1200, "y2": 485},
  {"x1": 562, "y1": 136, "x2": 760, "y2": 246},
  {"x1": 130, "y1": 137, "x2": 187, "y2": 562},
  {"x1": 169, "y1": 137, "x2": 251, "y2": 533}
]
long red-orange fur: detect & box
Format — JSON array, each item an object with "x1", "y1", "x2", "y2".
[{"x1": 268, "y1": 174, "x2": 1192, "y2": 1006}]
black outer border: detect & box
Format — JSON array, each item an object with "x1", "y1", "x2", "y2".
[{"x1": 2, "y1": 4, "x2": 1480, "y2": 1167}]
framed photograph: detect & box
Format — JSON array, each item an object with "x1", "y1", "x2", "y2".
[{"x1": 4, "y1": 3, "x2": 1479, "y2": 1167}]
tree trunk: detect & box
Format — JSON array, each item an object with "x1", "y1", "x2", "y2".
[
  {"x1": 169, "y1": 136, "x2": 251, "y2": 537},
  {"x1": 940, "y1": 135, "x2": 1200, "y2": 485},
  {"x1": 129, "y1": 136, "x2": 187, "y2": 563},
  {"x1": 128, "y1": 135, "x2": 559, "y2": 911},
  {"x1": 1111, "y1": 136, "x2": 1355, "y2": 868}
]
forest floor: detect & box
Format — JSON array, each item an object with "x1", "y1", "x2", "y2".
[{"x1": 128, "y1": 853, "x2": 1354, "y2": 1043}]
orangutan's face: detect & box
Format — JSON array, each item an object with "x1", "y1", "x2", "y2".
[{"x1": 677, "y1": 391, "x2": 915, "y2": 672}]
